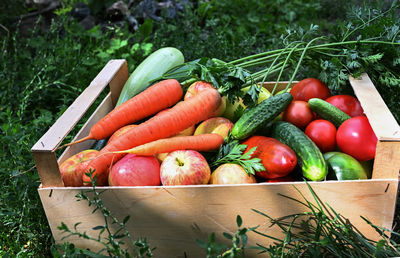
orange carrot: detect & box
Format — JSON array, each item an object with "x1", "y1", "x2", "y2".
[
  {"x1": 83, "y1": 88, "x2": 221, "y2": 185},
  {"x1": 107, "y1": 124, "x2": 138, "y2": 144},
  {"x1": 59, "y1": 79, "x2": 183, "y2": 148},
  {"x1": 108, "y1": 133, "x2": 224, "y2": 156}
]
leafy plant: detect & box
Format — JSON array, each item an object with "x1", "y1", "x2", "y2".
[{"x1": 53, "y1": 170, "x2": 154, "y2": 257}]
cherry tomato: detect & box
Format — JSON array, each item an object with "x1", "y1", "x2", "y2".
[
  {"x1": 336, "y1": 116, "x2": 377, "y2": 161},
  {"x1": 283, "y1": 100, "x2": 314, "y2": 129},
  {"x1": 305, "y1": 120, "x2": 337, "y2": 153},
  {"x1": 325, "y1": 95, "x2": 364, "y2": 117},
  {"x1": 290, "y1": 78, "x2": 331, "y2": 101},
  {"x1": 242, "y1": 136, "x2": 297, "y2": 179}
]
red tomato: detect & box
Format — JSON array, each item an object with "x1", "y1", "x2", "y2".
[
  {"x1": 336, "y1": 116, "x2": 377, "y2": 161},
  {"x1": 325, "y1": 95, "x2": 364, "y2": 117},
  {"x1": 283, "y1": 100, "x2": 314, "y2": 129},
  {"x1": 305, "y1": 120, "x2": 336, "y2": 153},
  {"x1": 290, "y1": 78, "x2": 331, "y2": 101},
  {"x1": 242, "y1": 136, "x2": 297, "y2": 179}
]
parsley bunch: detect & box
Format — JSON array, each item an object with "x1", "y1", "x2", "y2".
[{"x1": 210, "y1": 140, "x2": 265, "y2": 176}]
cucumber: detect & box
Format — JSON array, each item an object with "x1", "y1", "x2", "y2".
[
  {"x1": 231, "y1": 92, "x2": 293, "y2": 140},
  {"x1": 324, "y1": 152, "x2": 369, "y2": 180},
  {"x1": 308, "y1": 98, "x2": 351, "y2": 127},
  {"x1": 116, "y1": 47, "x2": 184, "y2": 106},
  {"x1": 271, "y1": 121, "x2": 328, "y2": 181}
]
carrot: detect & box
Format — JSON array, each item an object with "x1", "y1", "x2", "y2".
[
  {"x1": 107, "y1": 133, "x2": 224, "y2": 156},
  {"x1": 107, "y1": 124, "x2": 138, "y2": 144},
  {"x1": 59, "y1": 79, "x2": 183, "y2": 149},
  {"x1": 83, "y1": 88, "x2": 222, "y2": 185}
]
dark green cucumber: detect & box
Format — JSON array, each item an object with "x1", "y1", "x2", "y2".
[
  {"x1": 324, "y1": 152, "x2": 369, "y2": 180},
  {"x1": 308, "y1": 98, "x2": 351, "y2": 127},
  {"x1": 271, "y1": 121, "x2": 328, "y2": 181},
  {"x1": 231, "y1": 92, "x2": 293, "y2": 140}
]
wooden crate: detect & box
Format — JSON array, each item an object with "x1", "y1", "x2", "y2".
[{"x1": 31, "y1": 59, "x2": 400, "y2": 257}]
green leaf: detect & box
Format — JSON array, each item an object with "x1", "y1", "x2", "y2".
[
  {"x1": 236, "y1": 215, "x2": 242, "y2": 227},
  {"x1": 138, "y1": 19, "x2": 154, "y2": 40},
  {"x1": 123, "y1": 215, "x2": 130, "y2": 225},
  {"x1": 223, "y1": 232, "x2": 233, "y2": 240},
  {"x1": 196, "y1": 239, "x2": 208, "y2": 249},
  {"x1": 92, "y1": 225, "x2": 104, "y2": 230}
]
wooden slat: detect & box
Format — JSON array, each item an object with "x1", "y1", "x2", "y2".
[
  {"x1": 31, "y1": 59, "x2": 127, "y2": 152},
  {"x1": 38, "y1": 179, "x2": 398, "y2": 257},
  {"x1": 349, "y1": 73, "x2": 400, "y2": 141},
  {"x1": 58, "y1": 93, "x2": 114, "y2": 164}
]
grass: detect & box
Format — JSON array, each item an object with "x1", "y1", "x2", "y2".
[{"x1": 0, "y1": 0, "x2": 399, "y2": 256}]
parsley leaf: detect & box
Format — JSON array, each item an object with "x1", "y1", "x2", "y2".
[{"x1": 210, "y1": 140, "x2": 265, "y2": 176}]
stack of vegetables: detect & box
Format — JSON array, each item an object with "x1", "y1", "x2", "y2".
[{"x1": 58, "y1": 46, "x2": 377, "y2": 187}]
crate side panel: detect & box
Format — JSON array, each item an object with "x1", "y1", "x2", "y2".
[
  {"x1": 373, "y1": 141, "x2": 400, "y2": 180},
  {"x1": 39, "y1": 180, "x2": 397, "y2": 257}
]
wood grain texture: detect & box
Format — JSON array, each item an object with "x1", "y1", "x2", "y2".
[
  {"x1": 33, "y1": 152, "x2": 64, "y2": 187},
  {"x1": 349, "y1": 73, "x2": 400, "y2": 141},
  {"x1": 39, "y1": 179, "x2": 398, "y2": 257},
  {"x1": 373, "y1": 141, "x2": 400, "y2": 179}
]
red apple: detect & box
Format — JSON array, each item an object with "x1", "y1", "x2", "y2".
[
  {"x1": 210, "y1": 163, "x2": 257, "y2": 184},
  {"x1": 59, "y1": 149, "x2": 99, "y2": 187},
  {"x1": 108, "y1": 124, "x2": 137, "y2": 144},
  {"x1": 160, "y1": 150, "x2": 210, "y2": 185},
  {"x1": 109, "y1": 154, "x2": 161, "y2": 186},
  {"x1": 194, "y1": 117, "x2": 233, "y2": 139},
  {"x1": 184, "y1": 81, "x2": 226, "y2": 116}
]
